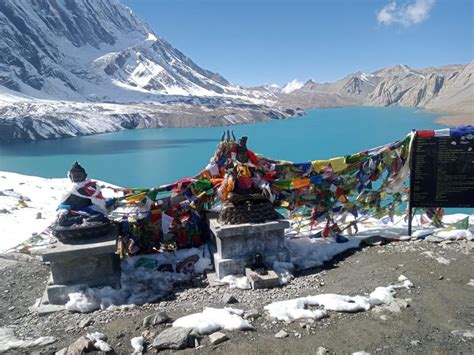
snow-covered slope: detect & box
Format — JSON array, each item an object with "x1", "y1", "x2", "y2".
[
  {"x1": 0, "y1": 0, "x2": 251, "y2": 100},
  {"x1": 0, "y1": 0, "x2": 289, "y2": 142}
]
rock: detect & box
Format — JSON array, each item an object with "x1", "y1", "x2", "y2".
[
  {"x1": 152, "y1": 327, "x2": 194, "y2": 350},
  {"x1": 143, "y1": 311, "x2": 170, "y2": 327},
  {"x1": 275, "y1": 330, "x2": 289, "y2": 338},
  {"x1": 222, "y1": 293, "x2": 239, "y2": 304},
  {"x1": 67, "y1": 336, "x2": 95, "y2": 354},
  {"x1": 55, "y1": 348, "x2": 68, "y2": 355},
  {"x1": 243, "y1": 309, "x2": 261, "y2": 320},
  {"x1": 316, "y1": 346, "x2": 328, "y2": 355},
  {"x1": 79, "y1": 317, "x2": 93, "y2": 328},
  {"x1": 209, "y1": 331, "x2": 228, "y2": 345}
]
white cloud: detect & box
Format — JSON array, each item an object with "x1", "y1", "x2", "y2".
[{"x1": 377, "y1": 0, "x2": 436, "y2": 27}]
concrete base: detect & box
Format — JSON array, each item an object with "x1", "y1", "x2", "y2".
[
  {"x1": 46, "y1": 272, "x2": 121, "y2": 305},
  {"x1": 245, "y1": 267, "x2": 280, "y2": 289},
  {"x1": 209, "y1": 218, "x2": 290, "y2": 279},
  {"x1": 38, "y1": 233, "x2": 121, "y2": 305},
  {"x1": 30, "y1": 288, "x2": 65, "y2": 316},
  {"x1": 213, "y1": 249, "x2": 289, "y2": 279},
  {"x1": 206, "y1": 272, "x2": 227, "y2": 287}
]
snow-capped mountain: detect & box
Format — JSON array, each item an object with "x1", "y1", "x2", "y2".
[
  {"x1": 281, "y1": 80, "x2": 304, "y2": 94},
  {"x1": 0, "y1": 0, "x2": 252, "y2": 100},
  {"x1": 0, "y1": 0, "x2": 291, "y2": 142}
]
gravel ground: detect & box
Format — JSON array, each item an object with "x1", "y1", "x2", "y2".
[{"x1": 0, "y1": 238, "x2": 473, "y2": 354}]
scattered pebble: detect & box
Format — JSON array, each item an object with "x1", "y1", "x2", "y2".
[{"x1": 275, "y1": 330, "x2": 289, "y2": 338}]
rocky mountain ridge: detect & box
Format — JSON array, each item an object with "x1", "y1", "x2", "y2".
[
  {"x1": 0, "y1": 0, "x2": 471, "y2": 143},
  {"x1": 0, "y1": 0, "x2": 290, "y2": 143},
  {"x1": 270, "y1": 63, "x2": 473, "y2": 122}
]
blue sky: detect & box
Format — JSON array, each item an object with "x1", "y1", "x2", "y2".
[{"x1": 122, "y1": 0, "x2": 473, "y2": 86}]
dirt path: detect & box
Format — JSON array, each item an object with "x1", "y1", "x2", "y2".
[{"x1": 0, "y1": 238, "x2": 472, "y2": 354}]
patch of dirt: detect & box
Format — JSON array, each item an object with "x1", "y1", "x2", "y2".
[{"x1": 0, "y1": 239, "x2": 473, "y2": 354}]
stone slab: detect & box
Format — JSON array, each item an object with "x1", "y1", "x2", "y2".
[
  {"x1": 46, "y1": 272, "x2": 121, "y2": 305},
  {"x1": 216, "y1": 228, "x2": 286, "y2": 259},
  {"x1": 50, "y1": 253, "x2": 120, "y2": 285},
  {"x1": 30, "y1": 289, "x2": 66, "y2": 315},
  {"x1": 209, "y1": 218, "x2": 290, "y2": 239},
  {"x1": 245, "y1": 268, "x2": 280, "y2": 289},
  {"x1": 206, "y1": 272, "x2": 226, "y2": 287},
  {"x1": 40, "y1": 233, "x2": 117, "y2": 263}
]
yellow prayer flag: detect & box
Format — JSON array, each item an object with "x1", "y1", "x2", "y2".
[
  {"x1": 311, "y1": 160, "x2": 330, "y2": 173},
  {"x1": 329, "y1": 157, "x2": 347, "y2": 173}
]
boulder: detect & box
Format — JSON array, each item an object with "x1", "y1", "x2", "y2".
[
  {"x1": 152, "y1": 327, "x2": 194, "y2": 350},
  {"x1": 209, "y1": 331, "x2": 228, "y2": 345},
  {"x1": 143, "y1": 311, "x2": 170, "y2": 327}
]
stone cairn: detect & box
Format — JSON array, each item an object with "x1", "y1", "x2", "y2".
[
  {"x1": 217, "y1": 133, "x2": 280, "y2": 225},
  {"x1": 218, "y1": 194, "x2": 280, "y2": 225}
]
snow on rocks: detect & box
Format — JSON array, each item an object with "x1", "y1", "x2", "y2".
[
  {"x1": 86, "y1": 331, "x2": 112, "y2": 352},
  {"x1": 264, "y1": 276, "x2": 414, "y2": 322},
  {"x1": 172, "y1": 307, "x2": 253, "y2": 335},
  {"x1": 219, "y1": 275, "x2": 251, "y2": 289},
  {"x1": 131, "y1": 336, "x2": 145, "y2": 354},
  {"x1": 0, "y1": 327, "x2": 56, "y2": 353},
  {"x1": 435, "y1": 229, "x2": 473, "y2": 241}
]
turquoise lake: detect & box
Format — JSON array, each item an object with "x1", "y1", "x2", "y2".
[{"x1": 0, "y1": 107, "x2": 444, "y2": 187}]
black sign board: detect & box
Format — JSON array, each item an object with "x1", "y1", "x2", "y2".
[{"x1": 410, "y1": 131, "x2": 474, "y2": 208}]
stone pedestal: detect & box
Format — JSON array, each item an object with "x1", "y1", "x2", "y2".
[
  {"x1": 39, "y1": 233, "x2": 120, "y2": 305},
  {"x1": 209, "y1": 218, "x2": 290, "y2": 279}
]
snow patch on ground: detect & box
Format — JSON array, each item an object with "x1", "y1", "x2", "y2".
[
  {"x1": 0, "y1": 328, "x2": 56, "y2": 353},
  {"x1": 284, "y1": 235, "x2": 360, "y2": 270},
  {"x1": 131, "y1": 336, "x2": 144, "y2": 354},
  {"x1": 86, "y1": 332, "x2": 112, "y2": 352},
  {"x1": 219, "y1": 275, "x2": 251, "y2": 289},
  {"x1": 0, "y1": 172, "x2": 118, "y2": 253},
  {"x1": 264, "y1": 276, "x2": 414, "y2": 322},
  {"x1": 172, "y1": 307, "x2": 253, "y2": 334}
]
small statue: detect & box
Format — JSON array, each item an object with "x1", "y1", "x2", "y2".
[
  {"x1": 250, "y1": 253, "x2": 268, "y2": 276},
  {"x1": 59, "y1": 162, "x2": 107, "y2": 216},
  {"x1": 52, "y1": 162, "x2": 110, "y2": 241}
]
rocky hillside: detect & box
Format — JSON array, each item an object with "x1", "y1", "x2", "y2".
[{"x1": 267, "y1": 63, "x2": 473, "y2": 123}]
